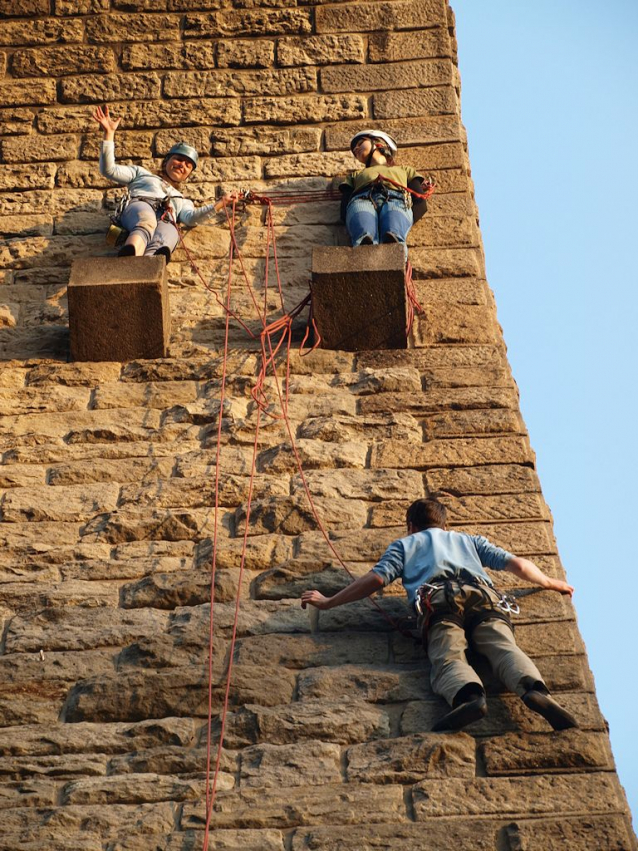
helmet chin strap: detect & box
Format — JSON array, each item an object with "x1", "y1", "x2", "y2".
[{"x1": 366, "y1": 141, "x2": 391, "y2": 167}]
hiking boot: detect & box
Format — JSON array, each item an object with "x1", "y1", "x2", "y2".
[
  {"x1": 432, "y1": 694, "x2": 487, "y2": 732},
  {"x1": 118, "y1": 244, "x2": 136, "y2": 257},
  {"x1": 154, "y1": 246, "x2": 171, "y2": 263},
  {"x1": 522, "y1": 689, "x2": 579, "y2": 730}
]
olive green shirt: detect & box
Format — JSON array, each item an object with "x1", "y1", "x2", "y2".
[{"x1": 340, "y1": 164, "x2": 424, "y2": 194}]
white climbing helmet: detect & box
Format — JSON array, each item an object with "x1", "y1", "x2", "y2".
[{"x1": 349, "y1": 129, "x2": 398, "y2": 156}]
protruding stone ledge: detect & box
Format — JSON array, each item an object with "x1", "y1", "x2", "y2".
[
  {"x1": 311, "y1": 245, "x2": 407, "y2": 351},
  {"x1": 68, "y1": 257, "x2": 170, "y2": 363}
]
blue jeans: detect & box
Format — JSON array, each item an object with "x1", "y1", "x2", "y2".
[
  {"x1": 345, "y1": 187, "x2": 413, "y2": 256},
  {"x1": 120, "y1": 200, "x2": 179, "y2": 255}
]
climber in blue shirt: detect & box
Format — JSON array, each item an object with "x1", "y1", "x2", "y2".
[{"x1": 301, "y1": 497, "x2": 578, "y2": 733}]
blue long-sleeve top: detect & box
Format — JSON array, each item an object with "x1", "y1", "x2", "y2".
[
  {"x1": 99, "y1": 140, "x2": 218, "y2": 227},
  {"x1": 372, "y1": 527, "x2": 514, "y2": 606}
]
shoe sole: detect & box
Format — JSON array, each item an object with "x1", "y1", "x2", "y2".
[
  {"x1": 432, "y1": 696, "x2": 487, "y2": 732},
  {"x1": 522, "y1": 691, "x2": 579, "y2": 730}
]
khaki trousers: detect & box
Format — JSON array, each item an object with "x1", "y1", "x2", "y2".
[{"x1": 424, "y1": 583, "x2": 544, "y2": 706}]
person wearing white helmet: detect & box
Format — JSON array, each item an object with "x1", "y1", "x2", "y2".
[
  {"x1": 339, "y1": 129, "x2": 428, "y2": 257},
  {"x1": 93, "y1": 105, "x2": 231, "y2": 262}
]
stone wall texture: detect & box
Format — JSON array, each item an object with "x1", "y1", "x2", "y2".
[{"x1": 0, "y1": 1, "x2": 636, "y2": 849}]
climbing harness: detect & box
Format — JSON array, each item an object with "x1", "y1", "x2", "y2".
[{"x1": 415, "y1": 574, "x2": 520, "y2": 649}]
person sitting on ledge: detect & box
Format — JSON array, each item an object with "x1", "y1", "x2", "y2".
[
  {"x1": 93, "y1": 104, "x2": 231, "y2": 262},
  {"x1": 338, "y1": 129, "x2": 430, "y2": 258},
  {"x1": 301, "y1": 497, "x2": 578, "y2": 733}
]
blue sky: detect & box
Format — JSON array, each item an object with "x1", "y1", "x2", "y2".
[{"x1": 451, "y1": 0, "x2": 638, "y2": 820}]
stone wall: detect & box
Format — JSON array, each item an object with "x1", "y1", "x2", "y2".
[{"x1": 0, "y1": 1, "x2": 636, "y2": 849}]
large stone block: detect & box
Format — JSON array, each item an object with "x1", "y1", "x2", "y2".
[
  {"x1": 311, "y1": 245, "x2": 407, "y2": 351},
  {"x1": 68, "y1": 257, "x2": 171, "y2": 362}
]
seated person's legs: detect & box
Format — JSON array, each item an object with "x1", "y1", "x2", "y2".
[
  {"x1": 145, "y1": 219, "x2": 179, "y2": 260},
  {"x1": 379, "y1": 192, "x2": 413, "y2": 255},
  {"x1": 345, "y1": 195, "x2": 379, "y2": 246},
  {"x1": 119, "y1": 200, "x2": 158, "y2": 256}
]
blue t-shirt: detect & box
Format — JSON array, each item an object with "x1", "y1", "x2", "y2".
[{"x1": 371, "y1": 527, "x2": 514, "y2": 606}]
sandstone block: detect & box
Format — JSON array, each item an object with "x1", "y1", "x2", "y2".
[
  {"x1": 0, "y1": 717, "x2": 196, "y2": 758},
  {"x1": 291, "y1": 822, "x2": 500, "y2": 851},
  {"x1": 1, "y1": 483, "x2": 119, "y2": 523},
  {"x1": 346, "y1": 732, "x2": 475, "y2": 783},
  {"x1": 0, "y1": 0, "x2": 49, "y2": 14},
  {"x1": 374, "y1": 86, "x2": 458, "y2": 119},
  {"x1": 234, "y1": 629, "x2": 390, "y2": 668},
  {"x1": 61, "y1": 773, "x2": 201, "y2": 805},
  {"x1": 211, "y1": 126, "x2": 321, "y2": 157},
  {"x1": 316, "y1": 0, "x2": 447, "y2": 34},
  {"x1": 165, "y1": 829, "x2": 285, "y2": 851},
  {"x1": 217, "y1": 39, "x2": 275, "y2": 68},
  {"x1": 369, "y1": 27, "x2": 453, "y2": 62},
  {"x1": 5, "y1": 607, "x2": 169, "y2": 653},
  {"x1": 120, "y1": 43, "x2": 187, "y2": 71},
  {"x1": 298, "y1": 412, "x2": 421, "y2": 443},
  {"x1": 1, "y1": 134, "x2": 80, "y2": 163},
  {"x1": 68, "y1": 257, "x2": 170, "y2": 363},
  {"x1": 322, "y1": 58, "x2": 453, "y2": 93},
  {"x1": 297, "y1": 665, "x2": 428, "y2": 703},
  {"x1": 240, "y1": 741, "x2": 341, "y2": 788},
  {"x1": 0, "y1": 19, "x2": 84, "y2": 47},
  {"x1": 236, "y1": 494, "x2": 367, "y2": 536},
  {"x1": 422, "y1": 409, "x2": 524, "y2": 439},
  {"x1": 244, "y1": 95, "x2": 367, "y2": 125},
  {"x1": 164, "y1": 68, "x2": 316, "y2": 99},
  {"x1": 277, "y1": 35, "x2": 364, "y2": 67},
  {"x1": 290, "y1": 468, "x2": 423, "y2": 501},
  {"x1": 412, "y1": 772, "x2": 626, "y2": 819},
  {"x1": 184, "y1": 9, "x2": 312, "y2": 38},
  {"x1": 479, "y1": 730, "x2": 613, "y2": 775},
  {"x1": 311, "y1": 244, "x2": 407, "y2": 351},
  {"x1": 371, "y1": 436, "x2": 534, "y2": 470},
  {"x1": 358, "y1": 386, "x2": 518, "y2": 416},
  {"x1": 257, "y1": 439, "x2": 367, "y2": 473},
  {"x1": 426, "y1": 463, "x2": 540, "y2": 496},
  {"x1": 11, "y1": 46, "x2": 116, "y2": 77},
  {"x1": 503, "y1": 815, "x2": 636, "y2": 851},
  {"x1": 60, "y1": 72, "x2": 160, "y2": 104},
  {"x1": 0, "y1": 80, "x2": 56, "y2": 107},
  {"x1": 0, "y1": 164, "x2": 56, "y2": 191},
  {"x1": 85, "y1": 14, "x2": 180, "y2": 43},
  {"x1": 183, "y1": 781, "x2": 405, "y2": 829},
  {"x1": 409, "y1": 246, "x2": 483, "y2": 279}
]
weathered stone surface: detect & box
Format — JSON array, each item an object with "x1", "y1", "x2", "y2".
[
  {"x1": 297, "y1": 665, "x2": 428, "y2": 703},
  {"x1": 277, "y1": 35, "x2": 364, "y2": 67},
  {"x1": 240, "y1": 741, "x2": 341, "y2": 788},
  {"x1": 183, "y1": 782, "x2": 406, "y2": 829},
  {"x1": 412, "y1": 772, "x2": 626, "y2": 819},
  {"x1": 11, "y1": 46, "x2": 115, "y2": 77},
  {"x1": 165, "y1": 68, "x2": 316, "y2": 99},
  {"x1": 236, "y1": 494, "x2": 367, "y2": 535},
  {"x1": 291, "y1": 821, "x2": 501, "y2": 851},
  {"x1": 5, "y1": 607, "x2": 169, "y2": 653},
  {"x1": 480, "y1": 730, "x2": 613, "y2": 775},
  {"x1": 1, "y1": 483, "x2": 119, "y2": 522},
  {"x1": 245, "y1": 95, "x2": 367, "y2": 125},
  {"x1": 165, "y1": 829, "x2": 285, "y2": 851},
  {"x1": 374, "y1": 86, "x2": 458, "y2": 119},
  {"x1": 217, "y1": 38, "x2": 275, "y2": 68},
  {"x1": 184, "y1": 9, "x2": 312, "y2": 38},
  {"x1": 503, "y1": 815, "x2": 636, "y2": 851},
  {"x1": 346, "y1": 732, "x2": 475, "y2": 783},
  {"x1": 369, "y1": 26, "x2": 453, "y2": 62},
  {"x1": 234, "y1": 632, "x2": 390, "y2": 669},
  {"x1": 426, "y1": 463, "x2": 540, "y2": 495},
  {"x1": 257, "y1": 439, "x2": 367, "y2": 473},
  {"x1": 322, "y1": 59, "x2": 453, "y2": 93},
  {"x1": 85, "y1": 14, "x2": 180, "y2": 43},
  {"x1": 316, "y1": 0, "x2": 447, "y2": 34}
]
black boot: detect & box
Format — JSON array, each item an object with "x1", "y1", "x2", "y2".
[
  {"x1": 118, "y1": 244, "x2": 136, "y2": 257},
  {"x1": 154, "y1": 246, "x2": 171, "y2": 263},
  {"x1": 432, "y1": 684, "x2": 488, "y2": 732},
  {"x1": 522, "y1": 687, "x2": 579, "y2": 730}
]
